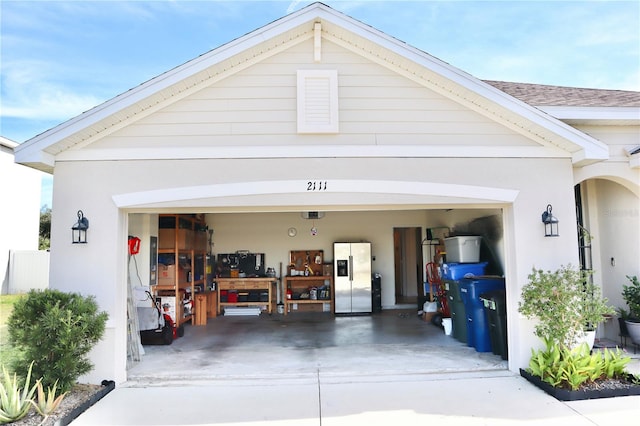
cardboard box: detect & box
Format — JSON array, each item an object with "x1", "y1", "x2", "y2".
[
  {"x1": 158, "y1": 229, "x2": 193, "y2": 249},
  {"x1": 422, "y1": 311, "x2": 437, "y2": 322},
  {"x1": 194, "y1": 230, "x2": 208, "y2": 251},
  {"x1": 158, "y1": 264, "x2": 176, "y2": 286},
  {"x1": 158, "y1": 264, "x2": 190, "y2": 286}
]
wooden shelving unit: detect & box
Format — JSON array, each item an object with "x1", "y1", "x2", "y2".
[
  {"x1": 283, "y1": 275, "x2": 334, "y2": 315},
  {"x1": 155, "y1": 214, "x2": 208, "y2": 326}
]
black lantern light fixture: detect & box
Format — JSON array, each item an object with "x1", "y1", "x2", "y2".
[
  {"x1": 71, "y1": 210, "x2": 89, "y2": 244},
  {"x1": 541, "y1": 204, "x2": 559, "y2": 237}
]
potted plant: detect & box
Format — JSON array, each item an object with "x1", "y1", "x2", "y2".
[
  {"x1": 518, "y1": 265, "x2": 639, "y2": 400},
  {"x1": 622, "y1": 275, "x2": 640, "y2": 344},
  {"x1": 518, "y1": 265, "x2": 614, "y2": 349}
]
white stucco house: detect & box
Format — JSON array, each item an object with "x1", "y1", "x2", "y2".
[
  {"x1": 1, "y1": 136, "x2": 45, "y2": 294},
  {"x1": 14, "y1": 3, "x2": 640, "y2": 385}
]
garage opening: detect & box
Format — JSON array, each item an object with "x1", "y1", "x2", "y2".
[{"x1": 126, "y1": 209, "x2": 508, "y2": 380}]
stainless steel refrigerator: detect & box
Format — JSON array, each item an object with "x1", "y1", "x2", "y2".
[{"x1": 334, "y1": 242, "x2": 372, "y2": 314}]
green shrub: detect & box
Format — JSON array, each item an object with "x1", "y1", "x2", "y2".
[
  {"x1": 519, "y1": 265, "x2": 614, "y2": 348},
  {"x1": 7, "y1": 289, "x2": 108, "y2": 393}
]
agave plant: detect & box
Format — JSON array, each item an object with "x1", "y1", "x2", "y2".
[
  {"x1": 30, "y1": 380, "x2": 67, "y2": 422},
  {"x1": 0, "y1": 362, "x2": 38, "y2": 423}
]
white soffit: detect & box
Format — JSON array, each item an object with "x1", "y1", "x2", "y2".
[{"x1": 15, "y1": 2, "x2": 608, "y2": 171}]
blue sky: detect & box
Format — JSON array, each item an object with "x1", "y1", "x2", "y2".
[{"x1": 1, "y1": 0, "x2": 639, "y2": 208}]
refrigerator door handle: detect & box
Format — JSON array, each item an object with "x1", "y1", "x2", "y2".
[{"x1": 349, "y1": 255, "x2": 353, "y2": 281}]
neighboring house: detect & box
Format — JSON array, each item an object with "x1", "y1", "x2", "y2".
[
  {"x1": 14, "y1": 3, "x2": 639, "y2": 385},
  {"x1": 1, "y1": 136, "x2": 46, "y2": 294}
]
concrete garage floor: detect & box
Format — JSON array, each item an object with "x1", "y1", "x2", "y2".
[{"x1": 127, "y1": 309, "x2": 508, "y2": 384}]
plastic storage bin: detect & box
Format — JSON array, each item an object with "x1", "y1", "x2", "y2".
[
  {"x1": 444, "y1": 280, "x2": 467, "y2": 343},
  {"x1": 444, "y1": 236, "x2": 482, "y2": 263},
  {"x1": 480, "y1": 290, "x2": 508, "y2": 360},
  {"x1": 459, "y1": 277, "x2": 505, "y2": 352},
  {"x1": 440, "y1": 262, "x2": 488, "y2": 280}
]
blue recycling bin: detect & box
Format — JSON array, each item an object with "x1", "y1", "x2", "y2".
[
  {"x1": 459, "y1": 277, "x2": 505, "y2": 352},
  {"x1": 441, "y1": 262, "x2": 488, "y2": 281}
]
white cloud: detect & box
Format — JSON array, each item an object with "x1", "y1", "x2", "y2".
[{"x1": 1, "y1": 60, "x2": 103, "y2": 121}]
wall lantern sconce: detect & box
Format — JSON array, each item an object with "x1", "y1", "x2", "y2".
[
  {"x1": 541, "y1": 204, "x2": 559, "y2": 237},
  {"x1": 71, "y1": 210, "x2": 89, "y2": 244}
]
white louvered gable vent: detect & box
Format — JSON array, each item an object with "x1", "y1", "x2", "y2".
[{"x1": 297, "y1": 70, "x2": 339, "y2": 133}]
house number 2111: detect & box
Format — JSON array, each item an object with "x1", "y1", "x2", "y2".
[{"x1": 307, "y1": 181, "x2": 327, "y2": 191}]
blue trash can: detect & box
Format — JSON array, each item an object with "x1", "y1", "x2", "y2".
[{"x1": 459, "y1": 277, "x2": 505, "y2": 352}]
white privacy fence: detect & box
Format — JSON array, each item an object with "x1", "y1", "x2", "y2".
[{"x1": 4, "y1": 250, "x2": 49, "y2": 294}]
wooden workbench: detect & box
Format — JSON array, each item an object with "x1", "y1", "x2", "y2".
[{"x1": 216, "y1": 277, "x2": 277, "y2": 315}]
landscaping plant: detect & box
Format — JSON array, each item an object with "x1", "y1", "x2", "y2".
[
  {"x1": 622, "y1": 275, "x2": 640, "y2": 320},
  {"x1": 0, "y1": 362, "x2": 37, "y2": 424},
  {"x1": 30, "y1": 380, "x2": 67, "y2": 422},
  {"x1": 519, "y1": 265, "x2": 614, "y2": 349},
  {"x1": 527, "y1": 338, "x2": 631, "y2": 391},
  {"x1": 7, "y1": 289, "x2": 108, "y2": 393}
]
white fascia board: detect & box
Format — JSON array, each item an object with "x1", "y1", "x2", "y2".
[
  {"x1": 57, "y1": 144, "x2": 568, "y2": 162},
  {"x1": 630, "y1": 155, "x2": 640, "y2": 169},
  {"x1": 539, "y1": 106, "x2": 640, "y2": 122}
]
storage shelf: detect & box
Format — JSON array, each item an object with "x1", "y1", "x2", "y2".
[
  {"x1": 158, "y1": 248, "x2": 195, "y2": 255},
  {"x1": 284, "y1": 275, "x2": 333, "y2": 315},
  {"x1": 153, "y1": 214, "x2": 209, "y2": 327}
]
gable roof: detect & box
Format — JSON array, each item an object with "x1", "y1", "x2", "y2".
[{"x1": 15, "y1": 2, "x2": 611, "y2": 173}]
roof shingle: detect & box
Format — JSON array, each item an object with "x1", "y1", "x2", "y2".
[{"x1": 484, "y1": 80, "x2": 640, "y2": 107}]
